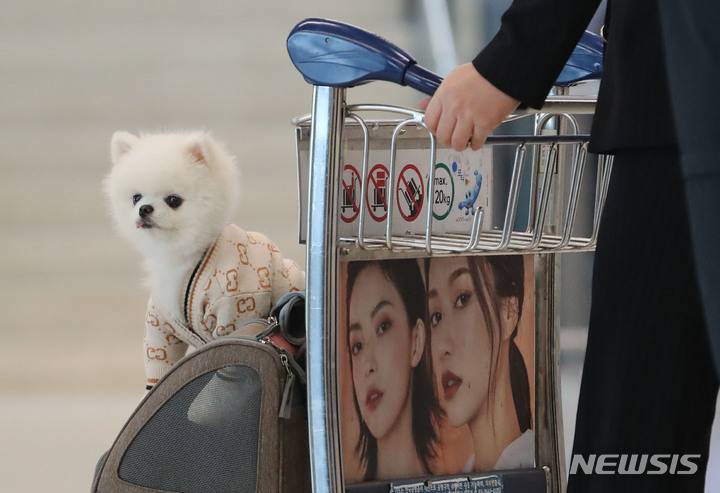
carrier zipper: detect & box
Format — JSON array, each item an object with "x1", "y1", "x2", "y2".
[
  {"x1": 259, "y1": 336, "x2": 305, "y2": 420},
  {"x1": 279, "y1": 353, "x2": 296, "y2": 419},
  {"x1": 180, "y1": 248, "x2": 210, "y2": 343}
]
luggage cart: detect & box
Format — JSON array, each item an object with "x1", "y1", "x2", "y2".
[{"x1": 288, "y1": 18, "x2": 609, "y2": 493}]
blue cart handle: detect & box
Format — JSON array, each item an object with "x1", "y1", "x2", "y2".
[{"x1": 287, "y1": 18, "x2": 603, "y2": 95}]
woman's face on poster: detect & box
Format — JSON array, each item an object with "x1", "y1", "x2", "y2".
[
  {"x1": 427, "y1": 257, "x2": 493, "y2": 427},
  {"x1": 348, "y1": 264, "x2": 421, "y2": 440}
]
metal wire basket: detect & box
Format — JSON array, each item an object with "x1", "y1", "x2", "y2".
[{"x1": 294, "y1": 96, "x2": 612, "y2": 259}]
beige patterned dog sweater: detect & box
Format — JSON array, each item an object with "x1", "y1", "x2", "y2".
[{"x1": 143, "y1": 224, "x2": 304, "y2": 388}]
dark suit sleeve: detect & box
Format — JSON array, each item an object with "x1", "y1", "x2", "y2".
[{"x1": 473, "y1": 0, "x2": 602, "y2": 109}]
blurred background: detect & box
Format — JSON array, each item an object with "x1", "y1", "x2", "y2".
[{"x1": 0, "y1": 1, "x2": 716, "y2": 491}]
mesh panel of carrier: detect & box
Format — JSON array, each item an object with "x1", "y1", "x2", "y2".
[{"x1": 119, "y1": 365, "x2": 262, "y2": 493}]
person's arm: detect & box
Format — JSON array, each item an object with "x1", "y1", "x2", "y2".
[
  {"x1": 424, "y1": 0, "x2": 602, "y2": 151},
  {"x1": 474, "y1": 0, "x2": 602, "y2": 108}
]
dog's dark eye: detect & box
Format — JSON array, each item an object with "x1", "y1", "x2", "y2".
[
  {"x1": 132, "y1": 194, "x2": 142, "y2": 205},
  {"x1": 164, "y1": 194, "x2": 183, "y2": 209}
]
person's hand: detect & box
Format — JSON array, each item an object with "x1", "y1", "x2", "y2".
[{"x1": 420, "y1": 63, "x2": 520, "y2": 151}]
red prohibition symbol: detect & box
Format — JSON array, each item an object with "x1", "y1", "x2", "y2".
[
  {"x1": 365, "y1": 163, "x2": 389, "y2": 222},
  {"x1": 340, "y1": 164, "x2": 361, "y2": 223},
  {"x1": 396, "y1": 163, "x2": 425, "y2": 222}
]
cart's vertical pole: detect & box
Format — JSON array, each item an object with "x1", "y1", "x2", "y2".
[
  {"x1": 306, "y1": 85, "x2": 345, "y2": 493},
  {"x1": 535, "y1": 253, "x2": 565, "y2": 493},
  {"x1": 552, "y1": 86, "x2": 570, "y2": 493},
  {"x1": 534, "y1": 85, "x2": 570, "y2": 493}
]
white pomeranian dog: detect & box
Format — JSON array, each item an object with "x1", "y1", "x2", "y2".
[
  {"x1": 105, "y1": 131, "x2": 304, "y2": 389},
  {"x1": 106, "y1": 131, "x2": 238, "y2": 316}
]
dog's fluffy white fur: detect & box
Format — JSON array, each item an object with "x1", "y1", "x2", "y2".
[{"x1": 104, "y1": 131, "x2": 240, "y2": 319}]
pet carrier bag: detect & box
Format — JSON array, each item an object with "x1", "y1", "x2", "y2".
[{"x1": 92, "y1": 292, "x2": 310, "y2": 493}]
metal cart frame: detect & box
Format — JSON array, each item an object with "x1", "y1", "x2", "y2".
[{"x1": 290, "y1": 18, "x2": 610, "y2": 493}]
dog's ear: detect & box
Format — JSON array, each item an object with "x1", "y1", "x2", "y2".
[
  {"x1": 188, "y1": 133, "x2": 212, "y2": 166},
  {"x1": 111, "y1": 131, "x2": 139, "y2": 165}
]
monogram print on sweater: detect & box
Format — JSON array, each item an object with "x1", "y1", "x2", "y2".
[
  {"x1": 165, "y1": 333, "x2": 183, "y2": 345},
  {"x1": 214, "y1": 323, "x2": 236, "y2": 337},
  {"x1": 147, "y1": 313, "x2": 160, "y2": 327},
  {"x1": 162, "y1": 322, "x2": 176, "y2": 335},
  {"x1": 147, "y1": 346, "x2": 167, "y2": 361},
  {"x1": 202, "y1": 313, "x2": 217, "y2": 331},
  {"x1": 204, "y1": 276, "x2": 213, "y2": 292},
  {"x1": 236, "y1": 295, "x2": 257, "y2": 314},
  {"x1": 257, "y1": 267, "x2": 271, "y2": 289},
  {"x1": 226, "y1": 269, "x2": 239, "y2": 292},
  {"x1": 237, "y1": 244, "x2": 249, "y2": 265}
]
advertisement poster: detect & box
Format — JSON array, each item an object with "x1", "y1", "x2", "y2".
[{"x1": 338, "y1": 255, "x2": 536, "y2": 483}]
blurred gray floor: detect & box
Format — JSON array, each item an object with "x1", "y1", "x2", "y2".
[{"x1": 0, "y1": 1, "x2": 717, "y2": 492}]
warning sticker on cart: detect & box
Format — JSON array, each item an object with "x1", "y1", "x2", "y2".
[
  {"x1": 448, "y1": 150, "x2": 492, "y2": 231},
  {"x1": 326, "y1": 149, "x2": 493, "y2": 237},
  {"x1": 340, "y1": 164, "x2": 361, "y2": 224},
  {"x1": 396, "y1": 163, "x2": 424, "y2": 222},
  {"x1": 432, "y1": 162, "x2": 454, "y2": 220},
  {"x1": 295, "y1": 131, "x2": 495, "y2": 241},
  {"x1": 366, "y1": 163, "x2": 389, "y2": 222}
]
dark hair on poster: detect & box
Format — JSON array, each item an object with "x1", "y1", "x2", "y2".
[
  {"x1": 426, "y1": 255, "x2": 531, "y2": 435},
  {"x1": 475, "y1": 255, "x2": 531, "y2": 433},
  {"x1": 346, "y1": 259, "x2": 441, "y2": 481}
]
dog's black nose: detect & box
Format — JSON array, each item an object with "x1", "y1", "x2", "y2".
[{"x1": 139, "y1": 205, "x2": 154, "y2": 218}]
